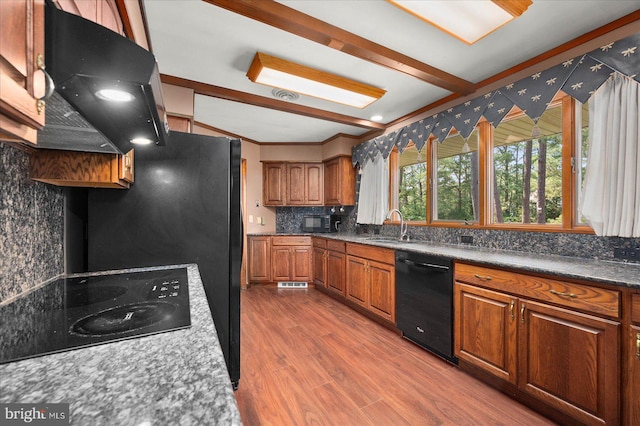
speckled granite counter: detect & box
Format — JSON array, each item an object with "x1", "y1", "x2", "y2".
[
  {"x1": 0, "y1": 264, "x2": 241, "y2": 426},
  {"x1": 249, "y1": 232, "x2": 640, "y2": 289}
]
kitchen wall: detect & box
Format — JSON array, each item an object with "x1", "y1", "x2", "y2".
[{"x1": 0, "y1": 144, "x2": 64, "y2": 303}]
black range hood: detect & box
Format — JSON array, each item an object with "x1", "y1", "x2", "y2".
[{"x1": 37, "y1": 5, "x2": 169, "y2": 154}]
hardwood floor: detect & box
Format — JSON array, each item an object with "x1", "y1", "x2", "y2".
[{"x1": 234, "y1": 286, "x2": 556, "y2": 426}]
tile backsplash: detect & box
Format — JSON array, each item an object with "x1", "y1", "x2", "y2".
[
  {"x1": 275, "y1": 191, "x2": 640, "y2": 263},
  {"x1": 0, "y1": 144, "x2": 64, "y2": 303}
]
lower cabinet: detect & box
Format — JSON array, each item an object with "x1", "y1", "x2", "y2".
[
  {"x1": 312, "y1": 238, "x2": 327, "y2": 288},
  {"x1": 271, "y1": 236, "x2": 311, "y2": 282},
  {"x1": 345, "y1": 243, "x2": 395, "y2": 323},
  {"x1": 455, "y1": 262, "x2": 621, "y2": 426},
  {"x1": 248, "y1": 236, "x2": 271, "y2": 283},
  {"x1": 455, "y1": 283, "x2": 517, "y2": 383},
  {"x1": 629, "y1": 294, "x2": 640, "y2": 425},
  {"x1": 326, "y1": 248, "x2": 346, "y2": 296}
]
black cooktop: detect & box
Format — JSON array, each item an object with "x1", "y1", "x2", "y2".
[{"x1": 0, "y1": 268, "x2": 191, "y2": 365}]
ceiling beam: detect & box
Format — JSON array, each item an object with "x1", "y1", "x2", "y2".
[
  {"x1": 160, "y1": 74, "x2": 386, "y2": 131},
  {"x1": 203, "y1": 0, "x2": 476, "y2": 95}
]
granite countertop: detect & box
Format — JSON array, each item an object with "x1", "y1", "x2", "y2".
[
  {"x1": 0, "y1": 264, "x2": 241, "y2": 426},
  {"x1": 248, "y1": 232, "x2": 640, "y2": 289}
]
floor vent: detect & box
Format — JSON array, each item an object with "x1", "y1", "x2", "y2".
[{"x1": 277, "y1": 281, "x2": 308, "y2": 289}]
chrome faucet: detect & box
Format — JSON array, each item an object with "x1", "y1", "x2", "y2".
[{"x1": 386, "y1": 209, "x2": 409, "y2": 241}]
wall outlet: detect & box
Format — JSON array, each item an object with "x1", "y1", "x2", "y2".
[
  {"x1": 614, "y1": 248, "x2": 627, "y2": 259},
  {"x1": 460, "y1": 235, "x2": 474, "y2": 244},
  {"x1": 614, "y1": 247, "x2": 640, "y2": 262}
]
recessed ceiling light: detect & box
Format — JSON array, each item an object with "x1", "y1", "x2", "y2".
[
  {"x1": 247, "y1": 52, "x2": 386, "y2": 108},
  {"x1": 370, "y1": 115, "x2": 383, "y2": 122},
  {"x1": 388, "y1": 0, "x2": 532, "y2": 44},
  {"x1": 130, "y1": 137, "x2": 153, "y2": 145},
  {"x1": 95, "y1": 89, "x2": 135, "y2": 102}
]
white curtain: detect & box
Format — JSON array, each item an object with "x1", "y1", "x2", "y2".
[
  {"x1": 356, "y1": 155, "x2": 389, "y2": 225},
  {"x1": 580, "y1": 73, "x2": 640, "y2": 237}
]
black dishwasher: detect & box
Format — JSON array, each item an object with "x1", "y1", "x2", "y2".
[{"x1": 395, "y1": 251, "x2": 457, "y2": 364}]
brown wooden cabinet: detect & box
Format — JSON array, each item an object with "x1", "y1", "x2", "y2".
[
  {"x1": 271, "y1": 236, "x2": 312, "y2": 282},
  {"x1": 628, "y1": 294, "x2": 640, "y2": 425},
  {"x1": 286, "y1": 163, "x2": 323, "y2": 206},
  {"x1": 346, "y1": 255, "x2": 368, "y2": 307},
  {"x1": 29, "y1": 148, "x2": 134, "y2": 188},
  {"x1": 263, "y1": 162, "x2": 286, "y2": 206},
  {"x1": 323, "y1": 156, "x2": 355, "y2": 206},
  {"x1": 312, "y1": 238, "x2": 327, "y2": 288},
  {"x1": 248, "y1": 236, "x2": 271, "y2": 283},
  {"x1": 326, "y1": 244, "x2": 346, "y2": 296},
  {"x1": 455, "y1": 262, "x2": 621, "y2": 426},
  {"x1": 55, "y1": 0, "x2": 124, "y2": 35},
  {"x1": 0, "y1": 0, "x2": 46, "y2": 145},
  {"x1": 455, "y1": 283, "x2": 517, "y2": 383},
  {"x1": 264, "y1": 162, "x2": 323, "y2": 206},
  {"x1": 518, "y1": 299, "x2": 619, "y2": 426},
  {"x1": 345, "y1": 243, "x2": 395, "y2": 323}
]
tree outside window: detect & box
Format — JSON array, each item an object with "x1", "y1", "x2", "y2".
[
  {"x1": 398, "y1": 144, "x2": 427, "y2": 221},
  {"x1": 433, "y1": 131, "x2": 479, "y2": 222},
  {"x1": 492, "y1": 105, "x2": 563, "y2": 224}
]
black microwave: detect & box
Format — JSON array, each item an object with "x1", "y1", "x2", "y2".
[{"x1": 302, "y1": 214, "x2": 340, "y2": 233}]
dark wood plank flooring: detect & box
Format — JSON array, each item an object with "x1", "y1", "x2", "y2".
[{"x1": 234, "y1": 286, "x2": 557, "y2": 426}]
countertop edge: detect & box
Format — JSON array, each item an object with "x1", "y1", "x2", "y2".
[{"x1": 248, "y1": 233, "x2": 640, "y2": 289}]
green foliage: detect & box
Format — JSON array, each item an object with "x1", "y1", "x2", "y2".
[
  {"x1": 436, "y1": 152, "x2": 476, "y2": 221},
  {"x1": 399, "y1": 162, "x2": 427, "y2": 220},
  {"x1": 493, "y1": 134, "x2": 563, "y2": 224}
]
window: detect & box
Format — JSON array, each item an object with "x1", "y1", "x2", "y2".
[
  {"x1": 397, "y1": 144, "x2": 427, "y2": 221},
  {"x1": 577, "y1": 101, "x2": 589, "y2": 225},
  {"x1": 433, "y1": 131, "x2": 479, "y2": 222},
  {"x1": 491, "y1": 105, "x2": 562, "y2": 224},
  {"x1": 387, "y1": 93, "x2": 586, "y2": 231}
]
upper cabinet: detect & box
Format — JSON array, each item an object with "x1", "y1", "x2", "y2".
[
  {"x1": 263, "y1": 161, "x2": 324, "y2": 207},
  {"x1": 263, "y1": 162, "x2": 287, "y2": 206},
  {"x1": 55, "y1": 0, "x2": 124, "y2": 35},
  {"x1": 286, "y1": 163, "x2": 323, "y2": 206},
  {"x1": 263, "y1": 158, "x2": 355, "y2": 207},
  {"x1": 0, "y1": 0, "x2": 46, "y2": 145},
  {"x1": 324, "y1": 156, "x2": 356, "y2": 206},
  {"x1": 30, "y1": 148, "x2": 134, "y2": 188}
]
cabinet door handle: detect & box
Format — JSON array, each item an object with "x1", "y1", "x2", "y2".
[
  {"x1": 510, "y1": 300, "x2": 515, "y2": 321},
  {"x1": 636, "y1": 333, "x2": 640, "y2": 360},
  {"x1": 550, "y1": 289, "x2": 577, "y2": 298},
  {"x1": 520, "y1": 303, "x2": 526, "y2": 324},
  {"x1": 474, "y1": 273, "x2": 492, "y2": 281},
  {"x1": 36, "y1": 53, "x2": 55, "y2": 102}
]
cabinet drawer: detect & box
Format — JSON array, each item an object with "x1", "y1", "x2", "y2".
[
  {"x1": 272, "y1": 236, "x2": 311, "y2": 246},
  {"x1": 327, "y1": 240, "x2": 345, "y2": 253},
  {"x1": 632, "y1": 293, "x2": 640, "y2": 325},
  {"x1": 312, "y1": 237, "x2": 327, "y2": 248},
  {"x1": 346, "y1": 243, "x2": 394, "y2": 265},
  {"x1": 455, "y1": 263, "x2": 620, "y2": 318}
]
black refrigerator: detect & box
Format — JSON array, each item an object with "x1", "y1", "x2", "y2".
[{"x1": 85, "y1": 131, "x2": 241, "y2": 388}]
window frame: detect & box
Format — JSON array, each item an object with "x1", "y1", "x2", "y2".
[{"x1": 387, "y1": 92, "x2": 593, "y2": 234}]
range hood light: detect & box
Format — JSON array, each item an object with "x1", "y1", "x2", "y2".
[
  {"x1": 95, "y1": 89, "x2": 135, "y2": 102},
  {"x1": 130, "y1": 137, "x2": 153, "y2": 145}
]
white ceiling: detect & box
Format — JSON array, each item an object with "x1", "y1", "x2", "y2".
[{"x1": 142, "y1": 0, "x2": 639, "y2": 144}]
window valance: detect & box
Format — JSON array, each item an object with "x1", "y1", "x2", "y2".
[{"x1": 352, "y1": 33, "x2": 640, "y2": 166}]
